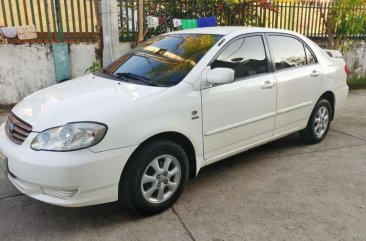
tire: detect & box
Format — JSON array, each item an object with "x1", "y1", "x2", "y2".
[
  {"x1": 119, "y1": 140, "x2": 189, "y2": 215},
  {"x1": 300, "y1": 98, "x2": 332, "y2": 144}
]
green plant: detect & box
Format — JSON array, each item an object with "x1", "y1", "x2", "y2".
[
  {"x1": 324, "y1": 0, "x2": 366, "y2": 51},
  {"x1": 85, "y1": 61, "x2": 102, "y2": 74},
  {"x1": 347, "y1": 77, "x2": 366, "y2": 89}
]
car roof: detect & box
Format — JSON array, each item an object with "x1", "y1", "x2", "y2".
[{"x1": 165, "y1": 26, "x2": 299, "y2": 36}]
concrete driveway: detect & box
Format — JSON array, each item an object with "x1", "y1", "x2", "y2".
[{"x1": 1, "y1": 90, "x2": 365, "y2": 241}]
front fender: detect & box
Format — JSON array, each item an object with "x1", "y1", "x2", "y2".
[{"x1": 89, "y1": 83, "x2": 203, "y2": 158}]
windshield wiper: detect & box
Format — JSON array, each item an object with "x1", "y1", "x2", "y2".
[
  {"x1": 116, "y1": 72, "x2": 157, "y2": 86},
  {"x1": 100, "y1": 69, "x2": 118, "y2": 78},
  {"x1": 101, "y1": 69, "x2": 112, "y2": 75},
  {"x1": 98, "y1": 69, "x2": 128, "y2": 82}
]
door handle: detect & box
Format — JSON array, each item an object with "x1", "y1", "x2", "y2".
[
  {"x1": 311, "y1": 70, "x2": 321, "y2": 77},
  {"x1": 261, "y1": 80, "x2": 275, "y2": 89}
]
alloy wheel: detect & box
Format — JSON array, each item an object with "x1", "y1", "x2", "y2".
[
  {"x1": 141, "y1": 155, "x2": 181, "y2": 204},
  {"x1": 314, "y1": 106, "x2": 329, "y2": 138}
]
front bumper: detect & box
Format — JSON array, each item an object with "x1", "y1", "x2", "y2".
[{"x1": 0, "y1": 123, "x2": 137, "y2": 207}]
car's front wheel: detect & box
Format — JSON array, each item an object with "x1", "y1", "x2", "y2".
[
  {"x1": 300, "y1": 98, "x2": 332, "y2": 144},
  {"x1": 120, "y1": 140, "x2": 189, "y2": 214}
]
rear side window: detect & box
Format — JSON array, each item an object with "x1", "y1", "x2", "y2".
[
  {"x1": 211, "y1": 36, "x2": 268, "y2": 79},
  {"x1": 269, "y1": 35, "x2": 307, "y2": 70}
]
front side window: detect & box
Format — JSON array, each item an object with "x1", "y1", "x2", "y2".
[
  {"x1": 269, "y1": 35, "x2": 307, "y2": 71},
  {"x1": 305, "y1": 47, "x2": 316, "y2": 65},
  {"x1": 102, "y1": 34, "x2": 222, "y2": 87},
  {"x1": 211, "y1": 36, "x2": 268, "y2": 79}
]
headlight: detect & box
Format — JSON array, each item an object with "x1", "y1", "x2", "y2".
[{"x1": 31, "y1": 122, "x2": 108, "y2": 151}]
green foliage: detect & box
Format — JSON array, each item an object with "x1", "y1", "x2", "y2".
[
  {"x1": 329, "y1": 0, "x2": 366, "y2": 51},
  {"x1": 181, "y1": 35, "x2": 216, "y2": 59},
  {"x1": 348, "y1": 77, "x2": 366, "y2": 89},
  {"x1": 84, "y1": 61, "x2": 102, "y2": 74}
]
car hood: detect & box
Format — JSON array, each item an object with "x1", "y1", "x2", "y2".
[{"x1": 12, "y1": 74, "x2": 167, "y2": 131}]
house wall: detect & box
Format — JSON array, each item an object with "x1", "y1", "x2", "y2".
[
  {"x1": 0, "y1": 42, "x2": 131, "y2": 105},
  {"x1": 0, "y1": 44, "x2": 56, "y2": 105},
  {"x1": 343, "y1": 41, "x2": 366, "y2": 78}
]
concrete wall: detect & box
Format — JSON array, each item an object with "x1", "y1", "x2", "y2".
[
  {"x1": 0, "y1": 42, "x2": 131, "y2": 105},
  {"x1": 343, "y1": 41, "x2": 366, "y2": 78},
  {"x1": 69, "y1": 44, "x2": 98, "y2": 78},
  {"x1": 0, "y1": 44, "x2": 56, "y2": 105}
]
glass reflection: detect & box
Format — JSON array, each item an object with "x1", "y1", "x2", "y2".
[{"x1": 103, "y1": 34, "x2": 223, "y2": 87}]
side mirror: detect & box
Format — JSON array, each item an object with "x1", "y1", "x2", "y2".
[{"x1": 206, "y1": 68, "x2": 235, "y2": 85}]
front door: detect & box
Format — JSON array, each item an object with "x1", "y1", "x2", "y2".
[{"x1": 201, "y1": 35, "x2": 277, "y2": 163}]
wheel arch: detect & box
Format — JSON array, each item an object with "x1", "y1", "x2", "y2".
[
  {"x1": 119, "y1": 131, "x2": 197, "y2": 193},
  {"x1": 319, "y1": 91, "x2": 335, "y2": 120}
]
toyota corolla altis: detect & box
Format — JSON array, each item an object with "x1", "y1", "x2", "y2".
[{"x1": 0, "y1": 27, "x2": 348, "y2": 214}]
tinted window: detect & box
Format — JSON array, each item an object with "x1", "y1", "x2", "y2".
[
  {"x1": 102, "y1": 34, "x2": 223, "y2": 87},
  {"x1": 305, "y1": 46, "x2": 316, "y2": 64},
  {"x1": 211, "y1": 36, "x2": 268, "y2": 79},
  {"x1": 269, "y1": 35, "x2": 307, "y2": 70}
]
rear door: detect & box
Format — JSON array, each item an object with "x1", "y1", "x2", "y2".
[
  {"x1": 201, "y1": 34, "x2": 277, "y2": 163},
  {"x1": 267, "y1": 34, "x2": 322, "y2": 135}
]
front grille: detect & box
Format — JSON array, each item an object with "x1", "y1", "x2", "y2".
[{"x1": 5, "y1": 112, "x2": 33, "y2": 145}]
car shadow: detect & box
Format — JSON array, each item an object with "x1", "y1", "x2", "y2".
[{"x1": 200, "y1": 132, "x2": 304, "y2": 171}]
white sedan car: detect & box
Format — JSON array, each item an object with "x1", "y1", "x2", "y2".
[{"x1": 0, "y1": 27, "x2": 348, "y2": 214}]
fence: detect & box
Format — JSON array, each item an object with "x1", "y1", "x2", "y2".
[
  {"x1": 1, "y1": 1, "x2": 365, "y2": 44},
  {"x1": 0, "y1": 0, "x2": 97, "y2": 43},
  {"x1": 118, "y1": 0, "x2": 366, "y2": 42}
]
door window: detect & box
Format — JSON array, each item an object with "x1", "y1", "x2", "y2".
[
  {"x1": 211, "y1": 36, "x2": 268, "y2": 79},
  {"x1": 305, "y1": 46, "x2": 316, "y2": 64},
  {"x1": 268, "y1": 35, "x2": 308, "y2": 70}
]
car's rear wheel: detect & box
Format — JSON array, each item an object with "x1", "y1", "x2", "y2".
[
  {"x1": 300, "y1": 98, "x2": 332, "y2": 144},
  {"x1": 120, "y1": 140, "x2": 189, "y2": 214}
]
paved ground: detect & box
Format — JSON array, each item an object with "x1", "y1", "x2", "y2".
[{"x1": 0, "y1": 90, "x2": 365, "y2": 241}]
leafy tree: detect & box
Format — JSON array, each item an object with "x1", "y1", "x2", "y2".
[{"x1": 322, "y1": 0, "x2": 366, "y2": 50}]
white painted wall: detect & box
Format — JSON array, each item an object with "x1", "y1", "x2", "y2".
[
  {"x1": 0, "y1": 42, "x2": 131, "y2": 105},
  {"x1": 70, "y1": 44, "x2": 97, "y2": 78},
  {"x1": 0, "y1": 44, "x2": 56, "y2": 105},
  {"x1": 344, "y1": 41, "x2": 366, "y2": 78}
]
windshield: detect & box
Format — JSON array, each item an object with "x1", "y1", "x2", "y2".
[{"x1": 101, "y1": 34, "x2": 223, "y2": 87}]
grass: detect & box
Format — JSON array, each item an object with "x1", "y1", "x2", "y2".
[{"x1": 348, "y1": 77, "x2": 366, "y2": 90}]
